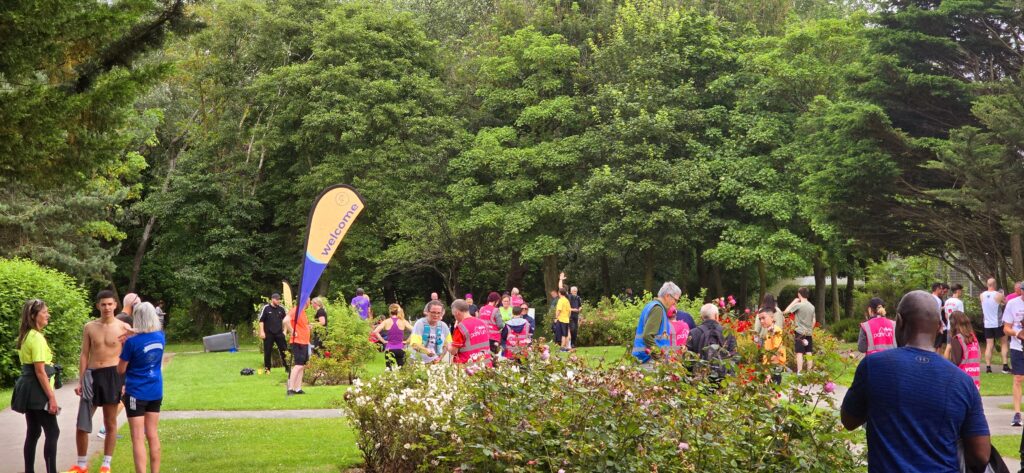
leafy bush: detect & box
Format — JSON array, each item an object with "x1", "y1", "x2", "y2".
[
  {"x1": 0, "y1": 258, "x2": 91, "y2": 387},
  {"x1": 575, "y1": 290, "x2": 707, "y2": 348},
  {"x1": 305, "y1": 300, "x2": 377, "y2": 385},
  {"x1": 345, "y1": 344, "x2": 862, "y2": 472},
  {"x1": 827, "y1": 317, "x2": 862, "y2": 343}
]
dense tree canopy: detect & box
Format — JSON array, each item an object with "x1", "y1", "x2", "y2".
[{"x1": 4, "y1": 0, "x2": 1024, "y2": 327}]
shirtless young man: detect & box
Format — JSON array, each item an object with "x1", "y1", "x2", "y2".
[{"x1": 67, "y1": 290, "x2": 132, "y2": 473}]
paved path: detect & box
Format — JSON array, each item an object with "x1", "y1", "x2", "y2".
[{"x1": 0, "y1": 380, "x2": 127, "y2": 473}]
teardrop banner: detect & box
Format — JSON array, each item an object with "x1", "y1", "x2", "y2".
[
  {"x1": 294, "y1": 185, "x2": 366, "y2": 332},
  {"x1": 282, "y1": 280, "x2": 294, "y2": 309}
]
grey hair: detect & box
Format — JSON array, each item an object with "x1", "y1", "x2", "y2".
[
  {"x1": 133, "y1": 302, "x2": 162, "y2": 334},
  {"x1": 451, "y1": 299, "x2": 469, "y2": 314},
  {"x1": 657, "y1": 282, "x2": 682, "y2": 299},
  {"x1": 424, "y1": 300, "x2": 445, "y2": 314},
  {"x1": 570, "y1": 286, "x2": 578, "y2": 292},
  {"x1": 699, "y1": 303, "x2": 719, "y2": 320}
]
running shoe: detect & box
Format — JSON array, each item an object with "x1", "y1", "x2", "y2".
[
  {"x1": 100, "y1": 467, "x2": 112, "y2": 473},
  {"x1": 286, "y1": 389, "x2": 296, "y2": 396},
  {"x1": 64, "y1": 467, "x2": 88, "y2": 473},
  {"x1": 1004, "y1": 364, "x2": 1012, "y2": 374},
  {"x1": 1012, "y1": 413, "x2": 1021, "y2": 427},
  {"x1": 294, "y1": 389, "x2": 306, "y2": 395},
  {"x1": 987, "y1": 365, "x2": 993, "y2": 374},
  {"x1": 97, "y1": 427, "x2": 106, "y2": 439}
]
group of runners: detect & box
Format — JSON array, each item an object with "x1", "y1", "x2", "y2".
[
  {"x1": 13, "y1": 291, "x2": 165, "y2": 473},
  {"x1": 356, "y1": 287, "x2": 546, "y2": 368}
]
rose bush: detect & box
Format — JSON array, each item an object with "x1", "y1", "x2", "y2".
[{"x1": 345, "y1": 342, "x2": 863, "y2": 472}]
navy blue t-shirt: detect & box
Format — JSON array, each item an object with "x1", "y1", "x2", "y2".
[
  {"x1": 120, "y1": 331, "x2": 166, "y2": 401},
  {"x1": 841, "y1": 347, "x2": 989, "y2": 473},
  {"x1": 676, "y1": 311, "x2": 697, "y2": 330}
]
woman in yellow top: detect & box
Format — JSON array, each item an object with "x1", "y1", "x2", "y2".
[
  {"x1": 12, "y1": 299, "x2": 59, "y2": 473},
  {"x1": 757, "y1": 307, "x2": 787, "y2": 385}
]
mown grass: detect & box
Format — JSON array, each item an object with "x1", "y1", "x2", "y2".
[{"x1": 93, "y1": 418, "x2": 362, "y2": 473}]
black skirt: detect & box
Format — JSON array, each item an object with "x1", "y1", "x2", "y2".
[{"x1": 11, "y1": 363, "x2": 54, "y2": 413}]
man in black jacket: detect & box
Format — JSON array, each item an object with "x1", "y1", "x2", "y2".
[
  {"x1": 258, "y1": 293, "x2": 289, "y2": 374},
  {"x1": 686, "y1": 303, "x2": 737, "y2": 379}
]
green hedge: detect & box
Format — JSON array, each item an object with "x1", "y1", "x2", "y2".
[{"x1": 0, "y1": 258, "x2": 91, "y2": 387}]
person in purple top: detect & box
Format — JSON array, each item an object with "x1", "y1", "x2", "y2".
[{"x1": 350, "y1": 288, "x2": 372, "y2": 320}]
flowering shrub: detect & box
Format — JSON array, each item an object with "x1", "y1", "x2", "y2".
[
  {"x1": 345, "y1": 342, "x2": 863, "y2": 472},
  {"x1": 574, "y1": 290, "x2": 707, "y2": 347},
  {"x1": 305, "y1": 300, "x2": 378, "y2": 385},
  {"x1": 343, "y1": 363, "x2": 468, "y2": 472}
]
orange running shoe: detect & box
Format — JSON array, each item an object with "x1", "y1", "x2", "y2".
[
  {"x1": 100, "y1": 466, "x2": 112, "y2": 473},
  {"x1": 64, "y1": 467, "x2": 88, "y2": 473}
]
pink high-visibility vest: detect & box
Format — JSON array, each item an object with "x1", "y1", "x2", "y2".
[
  {"x1": 670, "y1": 320, "x2": 689, "y2": 350},
  {"x1": 861, "y1": 317, "x2": 896, "y2": 355},
  {"x1": 955, "y1": 334, "x2": 981, "y2": 390},
  {"x1": 477, "y1": 304, "x2": 502, "y2": 341},
  {"x1": 455, "y1": 317, "x2": 493, "y2": 365},
  {"x1": 504, "y1": 329, "x2": 532, "y2": 359}
]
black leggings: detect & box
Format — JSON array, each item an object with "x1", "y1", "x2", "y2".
[
  {"x1": 24, "y1": 409, "x2": 59, "y2": 473},
  {"x1": 385, "y1": 349, "x2": 406, "y2": 369}
]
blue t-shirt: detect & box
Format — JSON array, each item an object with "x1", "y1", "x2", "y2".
[
  {"x1": 841, "y1": 347, "x2": 989, "y2": 473},
  {"x1": 676, "y1": 311, "x2": 697, "y2": 330},
  {"x1": 119, "y1": 331, "x2": 166, "y2": 401}
]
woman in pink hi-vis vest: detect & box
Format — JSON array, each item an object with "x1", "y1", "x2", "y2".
[
  {"x1": 858, "y1": 298, "x2": 896, "y2": 355},
  {"x1": 949, "y1": 310, "x2": 981, "y2": 389}
]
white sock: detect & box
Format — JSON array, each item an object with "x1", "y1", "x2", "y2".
[
  {"x1": 103, "y1": 455, "x2": 112, "y2": 467},
  {"x1": 78, "y1": 456, "x2": 88, "y2": 468}
]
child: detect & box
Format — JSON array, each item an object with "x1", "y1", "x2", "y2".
[
  {"x1": 501, "y1": 307, "x2": 533, "y2": 359},
  {"x1": 758, "y1": 307, "x2": 786, "y2": 384},
  {"x1": 948, "y1": 310, "x2": 981, "y2": 390}
]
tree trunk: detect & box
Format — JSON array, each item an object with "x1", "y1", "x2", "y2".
[
  {"x1": 757, "y1": 259, "x2": 767, "y2": 306},
  {"x1": 128, "y1": 137, "x2": 189, "y2": 293},
  {"x1": 844, "y1": 254, "x2": 856, "y2": 321},
  {"x1": 830, "y1": 261, "x2": 840, "y2": 323},
  {"x1": 696, "y1": 251, "x2": 709, "y2": 292},
  {"x1": 505, "y1": 251, "x2": 528, "y2": 292},
  {"x1": 813, "y1": 252, "x2": 827, "y2": 321},
  {"x1": 739, "y1": 272, "x2": 749, "y2": 312},
  {"x1": 543, "y1": 254, "x2": 559, "y2": 302},
  {"x1": 1012, "y1": 232, "x2": 1023, "y2": 280},
  {"x1": 600, "y1": 255, "x2": 611, "y2": 297},
  {"x1": 711, "y1": 265, "x2": 724, "y2": 298},
  {"x1": 642, "y1": 250, "x2": 655, "y2": 293},
  {"x1": 679, "y1": 249, "x2": 690, "y2": 296}
]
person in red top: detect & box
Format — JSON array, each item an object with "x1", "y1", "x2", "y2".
[
  {"x1": 448, "y1": 299, "x2": 492, "y2": 366},
  {"x1": 284, "y1": 305, "x2": 311, "y2": 396}
]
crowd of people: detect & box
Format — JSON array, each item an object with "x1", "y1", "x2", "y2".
[
  {"x1": 17, "y1": 274, "x2": 1024, "y2": 473},
  {"x1": 12, "y1": 291, "x2": 165, "y2": 473}
]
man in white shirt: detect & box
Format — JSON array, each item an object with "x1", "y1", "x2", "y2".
[
  {"x1": 942, "y1": 284, "x2": 965, "y2": 359},
  {"x1": 980, "y1": 278, "x2": 1007, "y2": 373},
  {"x1": 1001, "y1": 281, "x2": 1024, "y2": 426}
]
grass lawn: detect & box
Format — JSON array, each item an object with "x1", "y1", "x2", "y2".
[
  {"x1": 161, "y1": 348, "x2": 388, "y2": 411},
  {"x1": 94, "y1": 418, "x2": 361, "y2": 473},
  {"x1": 992, "y1": 435, "x2": 1022, "y2": 463}
]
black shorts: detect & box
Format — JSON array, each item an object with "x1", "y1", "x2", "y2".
[
  {"x1": 794, "y1": 334, "x2": 814, "y2": 354},
  {"x1": 554, "y1": 321, "x2": 570, "y2": 338},
  {"x1": 91, "y1": 366, "x2": 125, "y2": 406},
  {"x1": 123, "y1": 394, "x2": 162, "y2": 417},
  {"x1": 985, "y1": 327, "x2": 1005, "y2": 340},
  {"x1": 291, "y1": 343, "x2": 309, "y2": 366}
]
